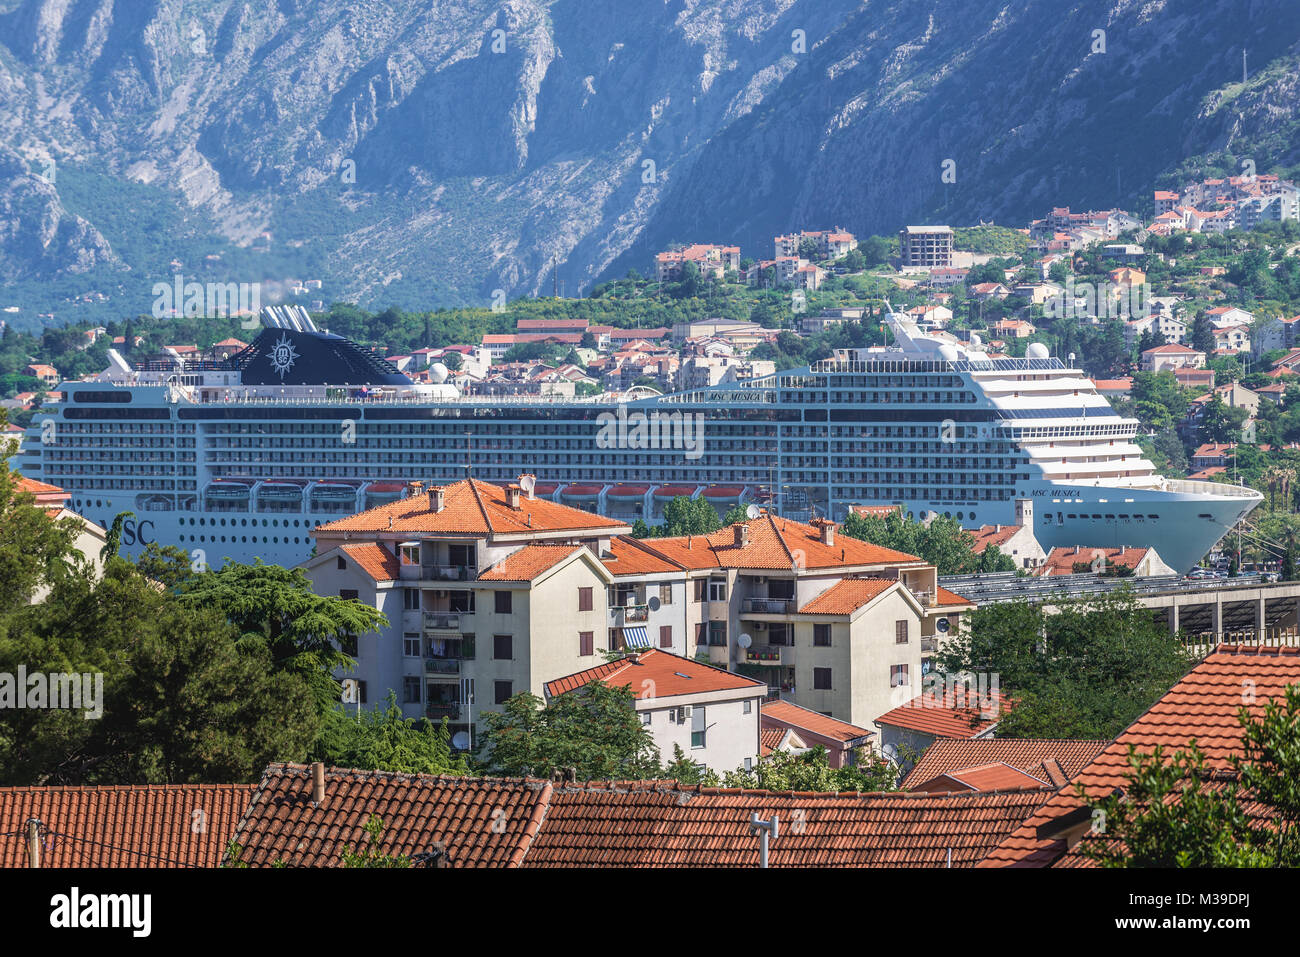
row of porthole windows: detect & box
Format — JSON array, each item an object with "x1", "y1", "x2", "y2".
[
  {"x1": 181, "y1": 517, "x2": 307, "y2": 528},
  {"x1": 180, "y1": 535, "x2": 304, "y2": 545}
]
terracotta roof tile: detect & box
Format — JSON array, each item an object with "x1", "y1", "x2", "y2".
[
  {"x1": 314, "y1": 478, "x2": 628, "y2": 537},
  {"x1": 636, "y1": 514, "x2": 922, "y2": 573},
  {"x1": 544, "y1": 649, "x2": 764, "y2": 699},
  {"x1": 934, "y1": 586, "x2": 975, "y2": 607},
  {"x1": 980, "y1": 645, "x2": 1300, "y2": 867},
  {"x1": 875, "y1": 687, "x2": 1013, "y2": 739},
  {"x1": 477, "y1": 544, "x2": 584, "y2": 582},
  {"x1": 521, "y1": 782, "x2": 1052, "y2": 867},
  {"x1": 1037, "y1": 546, "x2": 1152, "y2": 577},
  {"x1": 909, "y1": 762, "x2": 1050, "y2": 793},
  {"x1": 901, "y1": 738, "x2": 1107, "y2": 790},
  {"x1": 762, "y1": 700, "x2": 873, "y2": 743},
  {"x1": 229, "y1": 764, "x2": 550, "y2": 868},
  {"x1": 600, "y1": 536, "x2": 685, "y2": 576},
  {"x1": 339, "y1": 543, "x2": 400, "y2": 582},
  {"x1": 0, "y1": 785, "x2": 253, "y2": 867},
  {"x1": 798, "y1": 578, "x2": 898, "y2": 614}
]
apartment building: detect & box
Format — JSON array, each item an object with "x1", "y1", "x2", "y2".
[
  {"x1": 773, "y1": 228, "x2": 858, "y2": 261},
  {"x1": 654, "y1": 244, "x2": 741, "y2": 282},
  {"x1": 899, "y1": 226, "x2": 954, "y2": 268},
  {"x1": 303, "y1": 478, "x2": 630, "y2": 736},
  {"x1": 545, "y1": 649, "x2": 766, "y2": 773}
]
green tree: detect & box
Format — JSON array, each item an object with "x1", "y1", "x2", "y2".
[
  {"x1": 175, "y1": 561, "x2": 386, "y2": 710},
  {"x1": 477, "y1": 683, "x2": 661, "y2": 780},
  {"x1": 661, "y1": 496, "x2": 721, "y2": 536},
  {"x1": 340, "y1": 815, "x2": 412, "y2": 868},
  {"x1": 719, "y1": 746, "x2": 902, "y2": 792},
  {"x1": 841, "y1": 510, "x2": 989, "y2": 575},
  {"x1": 310, "y1": 692, "x2": 469, "y2": 775},
  {"x1": 936, "y1": 590, "x2": 1193, "y2": 739},
  {"x1": 1199, "y1": 394, "x2": 1250, "y2": 444},
  {"x1": 721, "y1": 504, "x2": 752, "y2": 525}
]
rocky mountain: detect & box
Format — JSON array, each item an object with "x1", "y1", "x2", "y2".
[{"x1": 0, "y1": 0, "x2": 1297, "y2": 325}]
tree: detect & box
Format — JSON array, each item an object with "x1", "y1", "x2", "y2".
[
  {"x1": 1190, "y1": 312, "x2": 1215, "y2": 355},
  {"x1": 936, "y1": 590, "x2": 1194, "y2": 739},
  {"x1": 477, "y1": 683, "x2": 661, "y2": 780},
  {"x1": 1198, "y1": 394, "x2": 1250, "y2": 444},
  {"x1": 175, "y1": 561, "x2": 387, "y2": 711},
  {"x1": 340, "y1": 815, "x2": 412, "y2": 868},
  {"x1": 310, "y1": 692, "x2": 469, "y2": 775},
  {"x1": 719, "y1": 746, "x2": 902, "y2": 791},
  {"x1": 841, "y1": 510, "x2": 990, "y2": 575},
  {"x1": 134, "y1": 542, "x2": 198, "y2": 589},
  {"x1": 1080, "y1": 684, "x2": 1300, "y2": 867},
  {"x1": 721, "y1": 504, "x2": 751, "y2": 525},
  {"x1": 661, "y1": 496, "x2": 721, "y2": 536}
]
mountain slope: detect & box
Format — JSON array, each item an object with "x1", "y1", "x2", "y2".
[{"x1": 0, "y1": 0, "x2": 1296, "y2": 326}]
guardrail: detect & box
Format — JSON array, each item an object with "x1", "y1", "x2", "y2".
[
  {"x1": 937, "y1": 571, "x2": 1271, "y2": 605},
  {"x1": 743, "y1": 598, "x2": 795, "y2": 614},
  {"x1": 424, "y1": 611, "x2": 468, "y2": 630}
]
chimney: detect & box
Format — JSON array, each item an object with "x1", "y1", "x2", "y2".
[
  {"x1": 407, "y1": 480, "x2": 424, "y2": 498},
  {"x1": 995, "y1": 524, "x2": 1002, "y2": 533},
  {"x1": 1074, "y1": 545, "x2": 1081, "y2": 555},
  {"x1": 311, "y1": 761, "x2": 326, "y2": 805},
  {"x1": 813, "y1": 517, "x2": 836, "y2": 546},
  {"x1": 506, "y1": 484, "x2": 522, "y2": 509},
  {"x1": 734, "y1": 523, "x2": 749, "y2": 547},
  {"x1": 427, "y1": 486, "x2": 445, "y2": 513},
  {"x1": 519, "y1": 474, "x2": 536, "y2": 500}
]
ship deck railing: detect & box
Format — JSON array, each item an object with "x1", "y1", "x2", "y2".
[{"x1": 937, "y1": 571, "x2": 1269, "y2": 605}]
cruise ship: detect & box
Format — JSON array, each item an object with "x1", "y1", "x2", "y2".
[{"x1": 17, "y1": 306, "x2": 1260, "y2": 572}]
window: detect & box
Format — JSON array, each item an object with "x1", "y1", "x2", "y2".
[
  {"x1": 813, "y1": 667, "x2": 832, "y2": 690},
  {"x1": 641, "y1": 713, "x2": 652, "y2": 726},
  {"x1": 708, "y1": 579, "x2": 727, "y2": 601},
  {"x1": 339, "y1": 589, "x2": 358, "y2": 601},
  {"x1": 691, "y1": 706, "x2": 706, "y2": 749},
  {"x1": 814, "y1": 623, "x2": 832, "y2": 647},
  {"x1": 743, "y1": 699, "x2": 752, "y2": 715},
  {"x1": 895, "y1": 620, "x2": 909, "y2": 644},
  {"x1": 693, "y1": 579, "x2": 706, "y2": 602},
  {"x1": 404, "y1": 588, "x2": 420, "y2": 610},
  {"x1": 494, "y1": 680, "x2": 513, "y2": 705},
  {"x1": 578, "y1": 586, "x2": 593, "y2": 612},
  {"x1": 579, "y1": 631, "x2": 595, "y2": 656},
  {"x1": 400, "y1": 544, "x2": 419, "y2": 565},
  {"x1": 708, "y1": 621, "x2": 727, "y2": 647},
  {"x1": 744, "y1": 757, "x2": 753, "y2": 771},
  {"x1": 494, "y1": 591, "x2": 512, "y2": 614},
  {"x1": 493, "y1": 634, "x2": 512, "y2": 660},
  {"x1": 891, "y1": 664, "x2": 910, "y2": 688},
  {"x1": 403, "y1": 634, "x2": 421, "y2": 658},
  {"x1": 356, "y1": 681, "x2": 367, "y2": 704},
  {"x1": 695, "y1": 622, "x2": 708, "y2": 646},
  {"x1": 336, "y1": 556, "x2": 346, "y2": 570},
  {"x1": 340, "y1": 633, "x2": 358, "y2": 657},
  {"x1": 659, "y1": 583, "x2": 673, "y2": 605},
  {"x1": 659, "y1": 625, "x2": 672, "y2": 648},
  {"x1": 402, "y1": 677, "x2": 421, "y2": 704}
]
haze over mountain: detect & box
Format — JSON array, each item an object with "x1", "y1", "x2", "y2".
[{"x1": 0, "y1": 0, "x2": 1297, "y2": 326}]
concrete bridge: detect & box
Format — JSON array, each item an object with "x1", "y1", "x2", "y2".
[{"x1": 938, "y1": 572, "x2": 1300, "y2": 644}]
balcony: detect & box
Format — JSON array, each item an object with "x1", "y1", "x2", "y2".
[
  {"x1": 743, "y1": 598, "x2": 794, "y2": 615},
  {"x1": 422, "y1": 564, "x2": 474, "y2": 582},
  {"x1": 744, "y1": 647, "x2": 784, "y2": 666},
  {"x1": 424, "y1": 611, "x2": 470, "y2": 631},
  {"x1": 921, "y1": 636, "x2": 938, "y2": 654},
  {"x1": 425, "y1": 703, "x2": 460, "y2": 720},
  {"x1": 611, "y1": 604, "x2": 649, "y2": 625},
  {"x1": 425, "y1": 658, "x2": 461, "y2": 675}
]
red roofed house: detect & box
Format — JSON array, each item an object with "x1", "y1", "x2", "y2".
[
  {"x1": 12, "y1": 475, "x2": 108, "y2": 602},
  {"x1": 969, "y1": 522, "x2": 1045, "y2": 570},
  {"x1": 22, "y1": 364, "x2": 60, "y2": 388},
  {"x1": 902, "y1": 738, "x2": 1107, "y2": 793},
  {"x1": 874, "y1": 678, "x2": 1014, "y2": 763},
  {"x1": 301, "y1": 477, "x2": 629, "y2": 726},
  {"x1": 1140, "y1": 343, "x2": 1205, "y2": 373},
  {"x1": 1034, "y1": 545, "x2": 1175, "y2": 578},
  {"x1": 981, "y1": 645, "x2": 1300, "y2": 867},
  {"x1": 545, "y1": 649, "x2": 767, "y2": 773},
  {"x1": 761, "y1": 698, "x2": 874, "y2": 768}
]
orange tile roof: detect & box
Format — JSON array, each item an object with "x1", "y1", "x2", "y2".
[
  {"x1": 761, "y1": 699, "x2": 873, "y2": 743},
  {"x1": 1037, "y1": 546, "x2": 1152, "y2": 577},
  {"x1": 981, "y1": 645, "x2": 1300, "y2": 867},
  {"x1": 798, "y1": 578, "x2": 898, "y2": 614},
  {"x1": 635, "y1": 513, "x2": 922, "y2": 572},
  {"x1": 544, "y1": 649, "x2": 764, "y2": 700},
  {"x1": 478, "y1": 544, "x2": 584, "y2": 582},
  {"x1": 875, "y1": 686, "x2": 1012, "y2": 739},
  {"x1": 969, "y1": 524, "x2": 1021, "y2": 553},
  {"x1": 601, "y1": 535, "x2": 684, "y2": 576},
  {"x1": 521, "y1": 781, "x2": 1052, "y2": 867},
  {"x1": 314, "y1": 478, "x2": 628, "y2": 538},
  {"x1": 0, "y1": 785, "x2": 253, "y2": 867},
  {"x1": 759, "y1": 727, "x2": 791, "y2": 756},
  {"x1": 910, "y1": 762, "x2": 1049, "y2": 793},
  {"x1": 229, "y1": 764, "x2": 550, "y2": 868},
  {"x1": 339, "y1": 542, "x2": 400, "y2": 582},
  {"x1": 934, "y1": 586, "x2": 974, "y2": 607},
  {"x1": 901, "y1": 738, "x2": 1107, "y2": 790}
]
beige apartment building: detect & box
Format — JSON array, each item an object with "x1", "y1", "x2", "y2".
[{"x1": 899, "y1": 225, "x2": 954, "y2": 268}]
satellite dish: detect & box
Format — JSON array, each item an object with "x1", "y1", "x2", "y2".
[
  {"x1": 737, "y1": 633, "x2": 753, "y2": 649},
  {"x1": 936, "y1": 617, "x2": 950, "y2": 634},
  {"x1": 648, "y1": 596, "x2": 660, "y2": 611},
  {"x1": 519, "y1": 474, "x2": 536, "y2": 497},
  {"x1": 745, "y1": 504, "x2": 761, "y2": 519},
  {"x1": 451, "y1": 731, "x2": 470, "y2": 750}
]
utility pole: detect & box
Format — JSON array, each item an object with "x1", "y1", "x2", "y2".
[
  {"x1": 552, "y1": 255, "x2": 559, "y2": 299},
  {"x1": 26, "y1": 819, "x2": 41, "y2": 868},
  {"x1": 750, "y1": 812, "x2": 779, "y2": 868}
]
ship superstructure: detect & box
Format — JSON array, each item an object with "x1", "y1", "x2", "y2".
[{"x1": 17, "y1": 306, "x2": 1260, "y2": 571}]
